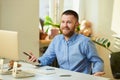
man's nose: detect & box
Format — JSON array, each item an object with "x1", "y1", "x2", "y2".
[{"x1": 63, "y1": 22, "x2": 67, "y2": 26}]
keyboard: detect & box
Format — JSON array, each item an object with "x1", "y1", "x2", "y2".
[{"x1": 0, "y1": 70, "x2": 12, "y2": 75}]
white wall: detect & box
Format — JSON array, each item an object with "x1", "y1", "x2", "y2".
[
  {"x1": 85, "y1": 0, "x2": 114, "y2": 37},
  {"x1": 0, "y1": 1, "x2": 1, "y2": 27},
  {"x1": 0, "y1": 0, "x2": 39, "y2": 60},
  {"x1": 111, "y1": 0, "x2": 120, "y2": 36}
]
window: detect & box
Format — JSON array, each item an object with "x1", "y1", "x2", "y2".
[
  {"x1": 39, "y1": 0, "x2": 49, "y2": 20},
  {"x1": 39, "y1": 0, "x2": 84, "y2": 32}
]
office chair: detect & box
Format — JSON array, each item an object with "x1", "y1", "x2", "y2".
[{"x1": 110, "y1": 52, "x2": 120, "y2": 79}]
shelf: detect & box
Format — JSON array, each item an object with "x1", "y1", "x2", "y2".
[{"x1": 40, "y1": 40, "x2": 52, "y2": 44}]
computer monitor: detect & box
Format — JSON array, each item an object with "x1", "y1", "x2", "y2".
[{"x1": 0, "y1": 30, "x2": 19, "y2": 60}]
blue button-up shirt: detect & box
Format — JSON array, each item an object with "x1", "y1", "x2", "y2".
[{"x1": 38, "y1": 33, "x2": 104, "y2": 74}]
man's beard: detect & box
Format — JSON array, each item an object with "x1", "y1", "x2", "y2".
[{"x1": 62, "y1": 29, "x2": 74, "y2": 38}]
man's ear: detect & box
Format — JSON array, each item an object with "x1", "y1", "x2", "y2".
[{"x1": 75, "y1": 22, "x2": 80, "y2": 28}]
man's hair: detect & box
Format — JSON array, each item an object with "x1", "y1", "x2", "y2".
[{"x1": 62, "y1": 10, "x2": 79, "y2": 21}]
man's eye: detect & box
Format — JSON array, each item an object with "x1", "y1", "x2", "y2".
[
  {"x1": 61, "y1": 21, "x2": 65, "y2": 23},
  {"x1": 67, "y1": 21, "x2": 71, "y2": 24}
]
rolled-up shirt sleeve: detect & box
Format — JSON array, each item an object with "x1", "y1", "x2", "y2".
[{"x1": 84, "y1": 40, "x2": 104, "y2": 74}]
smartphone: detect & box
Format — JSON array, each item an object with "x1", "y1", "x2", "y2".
[
  {"x1": 23, "y1": 52, "x2": 31, "y2": 57},
  {"x1": 60, "y1": 74, "x2": 71, "y2": 77}
]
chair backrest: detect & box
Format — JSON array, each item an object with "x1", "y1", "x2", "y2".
[{"x1": 110, "y1": 52, "x2": 120, "y2": 79}]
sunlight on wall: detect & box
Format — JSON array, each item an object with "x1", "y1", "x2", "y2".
[{"x1": 111, "y1": 0, "x2": 120, "y2": 36}]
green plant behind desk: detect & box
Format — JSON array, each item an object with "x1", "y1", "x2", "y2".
[{"x1": 43, "y1": 16, "x2": 60, "y2": 33}]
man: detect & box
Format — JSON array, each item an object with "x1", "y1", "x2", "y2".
[{"x1": 29, "y1": 10, "x2": 105, "y2": 76}]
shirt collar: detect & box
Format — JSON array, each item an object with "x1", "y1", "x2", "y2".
[{"x1": 62, "y1": 33, "x2": 78, "y2": 42}]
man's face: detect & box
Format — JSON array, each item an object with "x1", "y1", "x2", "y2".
[{"x1": 60, "y1": 14, "x2": 78, "y2": 37}]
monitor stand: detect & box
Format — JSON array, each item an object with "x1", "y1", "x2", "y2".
[
  {"x1": 0, "y1": 59, "x2": 12, "y2": 75},
  {"x1": 12, "y1": 62, "x2": 35, "y2": 78}
]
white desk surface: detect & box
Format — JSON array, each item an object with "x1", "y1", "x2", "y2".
[{"x1": 0, "y1": 62, "x2": 111, "y2": 80}]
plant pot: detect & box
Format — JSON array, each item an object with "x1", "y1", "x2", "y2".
[
  {"x1": 49, "y1": 28, "x2": 59, "y2": 39},
  {"x1": 40, "y1": 31, "x2": 48, "y2": 40}
]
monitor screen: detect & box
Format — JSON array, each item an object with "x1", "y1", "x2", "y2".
[{"x1": 0, "y1": 30, "x2": 19, "y2": 60}]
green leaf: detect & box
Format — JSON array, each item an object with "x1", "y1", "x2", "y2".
[
  {"x1": 99, "y1": 38, "x2": 105, "y2": 42},
  {"x1": 76, "y1": 25, "x2": 80, "y2": 31},
  {"x1": 44, "y1": 16, "x2": 60, "y2": 28},
  {"x1": 44, "y1": 16, "x2": 53, "y2": 26},
  {"x1": 92, "y1": 37, "x2": 112, "y2": 53},
  {"x1": 45, "y1": 16, "x2": 53, "y2": 23},
  {"x1": 45, "y1": 27, "x2": 50, "y2": 33},
  {"x1": 95, "y1": 38, "x2": 100, "y2": 42},
  {"x1": 107, "y1": 42, "x2": 111, "y2": 48},
  {"x1": 103, "y1": 39, "x2": 108, "y2": 44}
]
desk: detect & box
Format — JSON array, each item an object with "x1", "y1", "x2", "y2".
[{"x1": 0, "y1": 62, "x2": 111, "y2": 80}]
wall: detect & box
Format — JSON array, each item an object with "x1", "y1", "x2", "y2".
[
  {"x1": 0, "y1": 0, "x2": 39, "y2": 60},
  {"x1": 0, "y1": 0, "x2": 1, "y2": 27},
  {"x1": 111, "y1": 0, "x2": 120, "y2": 36},
  {"x1": 85, "y1": 0, "x2": 99, "y2": 35}
]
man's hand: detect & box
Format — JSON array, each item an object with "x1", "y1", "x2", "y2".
[
  {"x1": 93, "y1": 72, "x2": 105, "y2": 76},
  {"x1": 26, "y1": 52, "x2": 39, "y2": 65},
  {"x1": 28, "y1": 52, "x2": 38, "y2": 63}
]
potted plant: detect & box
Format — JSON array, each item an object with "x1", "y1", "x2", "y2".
[
  {"x1": 40, "y1": 16, "x2": 60, "y2": 39},
  {"x1": 43, "y1": 16, "x2": 61, "y2": 39}
]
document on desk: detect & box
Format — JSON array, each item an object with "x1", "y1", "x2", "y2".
[{"x1": 38, "y1": 69, "x2": 56, "y2": 75}]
